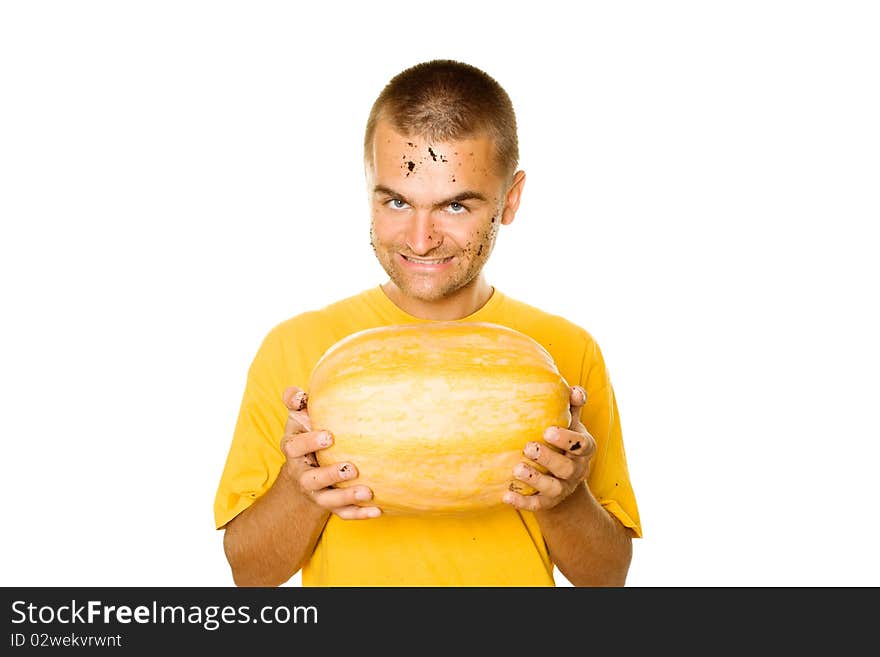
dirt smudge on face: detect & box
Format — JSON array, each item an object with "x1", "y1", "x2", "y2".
[{"x1": 427, "y1": 147, "x2": 448, "y2": 164}]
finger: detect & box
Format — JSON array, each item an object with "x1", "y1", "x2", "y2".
[
  {"x1": 313, "y1": 485, "x2": 376, "y2": 510},
  {"x1": 332, "y1": 505, "x2": 383, "y2": 520},
  {"x1": 522, "y1": 441, "x2": 580, "y2": 481},
  {"x1": 512, "y1": 462, "x2": 564, "y2": 499},
  {"x1": 299, "y1": 462, "x2": 358, "y2": 494},
  {"x1": 543, "y1": 426, "x2": 595, "y2": 459},
  {"x1": 282, "y1": 386, "x2": 313, "y2": 434},
  {"x1": 508, "y1": 479, "x2": 538, "y2": 495},
  {"x1": 283, "y1": 386, "x2": 309, "y2": 411},
  {"x1": 280, "y1": 430, "x2": 333, "y2": 460},
  {"x1": 503, "y1": 489, "x2": 549, "y2": 512},
  {"x1": 569, "y1": 385, "x2": 587, "y2": 429},
  {"x1": 507, "y1": 453, "x2": 552, "y2": 495}
]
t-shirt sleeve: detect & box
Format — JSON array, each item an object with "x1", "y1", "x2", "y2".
[
  {"x1": 213, "y1": 328, "x2": 289, "y2": 530},
  {"x1": 580, "y1": 338, "x2": 643, "y2": 538}
]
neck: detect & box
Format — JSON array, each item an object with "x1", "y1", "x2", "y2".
[{"x1": 381, "y1": 275, "x2": 494, "y2": 321}]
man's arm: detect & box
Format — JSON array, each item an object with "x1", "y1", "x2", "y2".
[
  {"x1": 222, "y1": 467, "x2": 329, "y2": 587},
  {"x1": 534, "y1": 483, "x2": 632, "y2": 586},
  {"x1": 222, "y1": 386, "x2": 380, "y2": 587},
  {"x1": 504, "y1": 385, "x2": 633, "y2": 586}
]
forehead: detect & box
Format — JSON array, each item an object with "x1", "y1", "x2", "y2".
[{"x1": 369, "y1": 120, "x2": 500, "y2": 191}]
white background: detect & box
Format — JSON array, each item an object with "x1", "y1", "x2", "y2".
[{"x1": 2, "y1": 1, "x2": 878, "y2": 587}]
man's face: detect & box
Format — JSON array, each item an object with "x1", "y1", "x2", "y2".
[{"x1": 366, "y1": 120, "x2": 520, "y2": 304}]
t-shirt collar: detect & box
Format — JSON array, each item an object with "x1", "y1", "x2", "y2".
[{"x1": 370, "y1": 285, "x2": 504, "y2": 324}]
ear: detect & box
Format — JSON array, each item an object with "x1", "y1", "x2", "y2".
[{"x1": 500, "y1": 170, "x2": 526, "y2": 225}]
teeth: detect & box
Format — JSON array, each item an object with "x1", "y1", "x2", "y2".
[{"x1": 404, "y1": 256, "x2": 451, "y2": 264}]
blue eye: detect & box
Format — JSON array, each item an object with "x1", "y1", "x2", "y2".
[
  {"x1": 388, "y1": 199, "x2": 409, "y2": 210},
  {"x1": 448, "y1": 202, "x2": 466, "y2": 214}
]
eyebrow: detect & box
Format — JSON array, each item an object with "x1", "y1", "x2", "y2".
[{"x1": 373, "y1": 185, "x2": 488, "y2": 208}]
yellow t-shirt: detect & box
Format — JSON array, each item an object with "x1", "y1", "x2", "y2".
[{"x1": 213, "y1": 286, "x2": 641, "y2": 586}]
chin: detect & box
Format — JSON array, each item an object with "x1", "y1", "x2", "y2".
[
  {"x1": 394, "y1": 279, "x2": 456, "y2": 302},
  {"x1": 379, "y1": 253, "x2": 478, "y2": 302}
]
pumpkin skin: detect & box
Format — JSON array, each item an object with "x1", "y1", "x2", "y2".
[{"x1": 307, "y1": 321, "x2": 572, "y2": 515}]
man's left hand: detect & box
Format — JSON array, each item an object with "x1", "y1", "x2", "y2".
[{"x1": 503, "y1": 385, "x2": 595, "y2": 511}]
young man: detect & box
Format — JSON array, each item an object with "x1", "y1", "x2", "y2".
[{"x1": 214, "y1": 59, "x2": 641, "y2": 586}]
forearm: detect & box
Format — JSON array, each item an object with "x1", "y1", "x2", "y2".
[
  {"x1": 536, "y1": 482, "x2": 633, "y2": 586},
  {"x1": 222, "y1": 466, "x2": 329, "y2": 586}
]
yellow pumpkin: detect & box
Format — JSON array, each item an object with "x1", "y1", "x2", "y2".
[{"x1": 307, "y1": 321, "x2": 572, "y2": 515}]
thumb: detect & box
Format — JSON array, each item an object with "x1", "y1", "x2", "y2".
[
  {"x1": 282, "y1": 386, "x2": 313, "y2": 433},
  {"x1": 569, "y1": 385, "x2": 586, "y2": 430}
]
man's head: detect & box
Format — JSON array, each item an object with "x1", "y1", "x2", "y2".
[
  {"x1": 364, "y1": 59, "x2": 519, "y2": 186},
  {"x1": 364, "y1": 60, "x2": 526, "y2": 319}
]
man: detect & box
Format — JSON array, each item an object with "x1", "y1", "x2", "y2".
[{"x1": 214, "y1": 59, "x2": 641, "y2": 586}]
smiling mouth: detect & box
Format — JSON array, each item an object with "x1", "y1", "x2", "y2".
[{"x1": 401, "y1": 255, "x2": 453, "y2": 265}]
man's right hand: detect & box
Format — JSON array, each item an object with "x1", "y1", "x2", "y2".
[{"x1": 280, "y1": 386, "x2": 381, "y2": 520}]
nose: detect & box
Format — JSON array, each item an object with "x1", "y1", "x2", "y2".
[{"x1": 404, "y1": 209, "x2": 442, "y2": 255}]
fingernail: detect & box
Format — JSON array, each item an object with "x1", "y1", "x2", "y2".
[
  {"x1": 366, "y1": 507, "x2": 381, "y2": 518},
  {"x1": 574, "y1": 386, "x2": 586, "y2": 403},
  {"x1": 318, "y1": 432, "x2": 332, "y2": 448},
  {"x1": 543, "y1": 426, "x2": 558, "y2": 442},
  {"x1": 295, "y1": 392, "x2": 308, "y2": 411},
  {"x1": 515, "y1": 463, "x2": 531, "y2": 478},
  {"x1": 338, "y1": 463, "x2": 355, "y2": 479},
  {"x1": 355, "y1": 488, "x2": 371, "y2": 501},
  {"x1": 524, "y1": 442, "x2": 540, "y2": 459},
  {"x1": 503, "y1": 492, "x2": 516, "y2": 505}
]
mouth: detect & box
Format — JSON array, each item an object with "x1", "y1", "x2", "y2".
[{"x1": 400, "y1": 254, "x2": 454, "y2": 265}]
